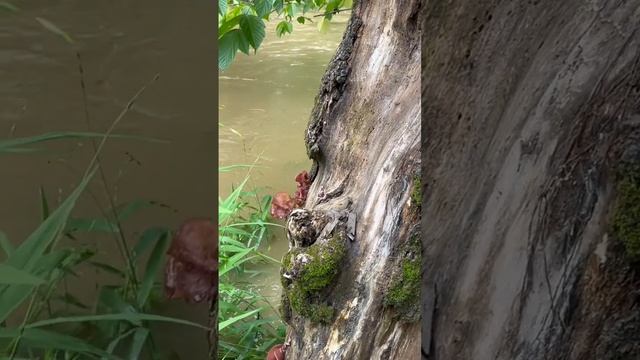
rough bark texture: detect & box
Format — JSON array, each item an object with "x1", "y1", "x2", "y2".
[
  {"x1": 422, "y1": 1, "x2": 640, "y2": 359},
  {"x1": 282, "y1": 1, "x2": 422, "y2": 359}
]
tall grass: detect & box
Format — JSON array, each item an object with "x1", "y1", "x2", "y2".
[
  {"x1": 0, "y1": 95, "x2": 209, "y2": 359},
  {"x1": 218, "y1": 172, "x2": 286, "y2": 359}
]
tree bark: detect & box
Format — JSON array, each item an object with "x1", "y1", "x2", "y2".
[
  {"x1": 281, "y1": 1, "x2": 422, "y2": 359},
  {"x1": 423, "y1": 1, "x2": 640, "y2": 359}
]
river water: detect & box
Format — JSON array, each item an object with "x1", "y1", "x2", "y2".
[
  {"x1": 1, "y1": 1, "x2": 216, "y2": 358},
  {"x1": 1, "y1": 1, "x2": 345, "y2": 358},
  {"x1": 219, "y1": 16, "x2": 347, "y2": 314}
]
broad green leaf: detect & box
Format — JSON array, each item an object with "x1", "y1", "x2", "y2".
[
  {"x1": 273, "y1": 0, "x2": 284, "y2": 14},
  {"x1": 342, "y1": 0, "x2": 353, "y2": 7},
  {"x1": 318, "y1": 17, "x2": 330, "y2": 33},
  {"x1": 218, "y1": 0, "x2": 228, "y2": 15},
  {"x1": 239, "y1": 14, "x2": 265, "y2": 50},
  {"x1": 137, "y1": 230, "x2": 169, "y2": 307},
  {"x1": 276, "y1": 21, "x2": 293, "y2": 37},
  {"x1": 254, "y1": 0, "x2": 272, "y2": 18},
  {"x1": 0, "y1": 264, "x2": 44, "y2": 285},
  {"x1": 296, "y1": 16, "x2": 306, "y2": 24},
  {"x1": 218, "y1": 14, "x2": 241, "y2": 37},
  {"x1": 218, "y1": 308, "x2": 261, "y2": 331},
  {"x1": 219, "y1": 29, "x2": 240, "y2": 70},
  {"x1": 35, "y1": 17, "x2": 74, "y2": 44}
]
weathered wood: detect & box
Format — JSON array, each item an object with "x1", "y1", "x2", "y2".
[
  {"x1": 282, "y1": 0, "x2": 422, "y2": 359},
  {"x1": 422, "y1": 1, "x2": 640, "y2": 359}
]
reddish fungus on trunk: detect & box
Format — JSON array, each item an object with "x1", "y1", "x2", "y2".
[
  {"x1": 270, "y1": 170, "x2": 312, "y2": 219},
  {"x1": 164, "y1": 218, "x2": 217, "y2": 303},
  {"x1": 266, "y1": 344, "x2": 286, "y2": 360}
]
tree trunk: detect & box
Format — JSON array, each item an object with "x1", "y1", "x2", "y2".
[
  {"x1": 280, "y1": 1, "x2": 422, "y2": 359},
  {"x1": 423, "y1": 1, "x2": 640, "y2": 359}
]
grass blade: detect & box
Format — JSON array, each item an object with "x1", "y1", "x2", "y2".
[
  {"x1": 0, "y1": 264, "x2": 44, "y2": 285},
  {"x1": 218, "y1": 308, "x2": 261, "y2": 331},
  {"x1": 39, "y1": 186, "x2": 50, "y2": 221},
  {"x1": 0, "y1": 131, "x2": 167, "y2": 154},
  {"x1": 0, "y1": 168, "x2": 96, "y2": 323},
  {"x1": 0, "y1": 231, "x2": 13, "y2": 258},
  {"x1": 136, "y1": 230, "x2": 169, "y2": 307},
  {"x1": 26, "y1": 313, "x2": 210, "y2": 331},
  {"x1": 0, "y1": 328, "x2": 115, "y2": 358},
  {"x1": 128, "y1": 327, "x2": 149, "y2": 360}
]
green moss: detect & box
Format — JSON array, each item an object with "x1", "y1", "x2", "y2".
[
  {"x1": 280, "y1": 234, "x2": 347, "y2": 324},
  {"x1": 411, "y1": 175, "x2": 422, "y2": 207},
  {"x1": 383, "y1": 235, "x2": 421, "y2": 321},
  {"x1": 613, "y1": 164, "x2": 640, "y2": 261}
]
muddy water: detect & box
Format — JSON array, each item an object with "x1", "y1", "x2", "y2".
[
  {"x1": 1, "y1": 1, "x2": 215, "y2": 359},
  {"x1": 219, "y1": 16, "x2": 347, "y2": 307}
]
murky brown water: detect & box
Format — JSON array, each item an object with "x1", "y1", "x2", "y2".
[
  {"x1": 219, "y1": 15, "x2": 347, "y2": 308},
  {"x1": 1, "y1": 1, "x2": 215, "y2": 358}
]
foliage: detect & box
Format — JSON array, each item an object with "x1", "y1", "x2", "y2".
[
  {"x1": 0, "y1": 136, "x2": 208, "y2": 358},
  {"x1": 613, "y1": 163, "x2": 640, "y2": 262},
  {"x1": 219, "y1": 171, "x2": 287, "y2": 359},
  {"x1": 218, "y1": 0, "x2": 353, "y2": 69}
]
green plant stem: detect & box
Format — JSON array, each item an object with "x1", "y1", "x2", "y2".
[{"x1": 9, "y1": 286, "x2": 40, "y2": 359}]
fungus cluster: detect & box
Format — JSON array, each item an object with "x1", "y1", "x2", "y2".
[{"x1": 164, "y1": 218, "x2": 217, "y2": 303}]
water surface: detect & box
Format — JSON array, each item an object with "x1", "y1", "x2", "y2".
[
  {"x1": 219, "y1": 14, "x2": 347, "y2": 306},
  {"x1": 1, "y1": 2, "x2": 216, "y2": 358}
]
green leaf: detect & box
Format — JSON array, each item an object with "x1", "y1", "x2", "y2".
[
  {"x1": 0, "y1": 231, "x2": 13, "y2": 258},
  {"x1": 296, "y1": 16, "x2": 306, "y2": 24},
  {"x1": 106, "y1": 328, "x2": 136, "y2": 354},
  {"x1": 55, "y1": 293, "x2": 89, "y2": 310},
  {"x1": 0, "y1": 168, "x2": 96, "y2": 323},
  {"x1": 284, "y1": 3, "x2": 299, "y2": 18},
  {"x1": 276, "y1": 21, "x2": 293, "y2": 37},
  {"x1": 35, "y1": 17, "x2": 74, "y2": 44},
  {"x1": 0, "y1": 1, "x2": 18, "y2": 12},
  {"x1": 218, "y1": 0, "x2": 228, "y2": 15},
  {"x1": 273, "y1": 0, "x2": 284, "y2": 14},
  {"x1": 128, "y1": 328, "x2": 149, "y2": 359},
  {"x1": 0, "y1": 264, "x2": 44, "y2": 285},
  {"x1": 89, "y1": 261, "x2": 125, "y2": 277},
  {"x1": 39, "y1": 187, "x2": 50, "y2": 221},
  {"x1": 133, "y1": 227, "x2": 169, "y2": 260},
  {"x1": 218, "y1": 308, "x2": 261, "y2": 331},
  {"x1": 239, "y1": 14, "x2": 265, "y2": 50},
  {"x1": 0, "y1": 131, "x2": 166, "y2": 154},
  {"x1": 0, "y1": 328, "x2": 114, "y2": 358},
  {"x1": 341, "y1": 0, "x2": 353, "y2": 8},
  {"x1": 26, "y1": 313, "x2": 210, "y2": 331},
  {"x1": 318, "y1": 17, "x2": 330, "y2": 33},
  {"x1": 219, "y1": 29, "x2": 240, "y2": 70},
  {"x1": 137, "y1": 230, "x2": 169, "y2": 307},
  {"x1": 254, "y1": 0, "x2": 272, "y2": 18}
]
